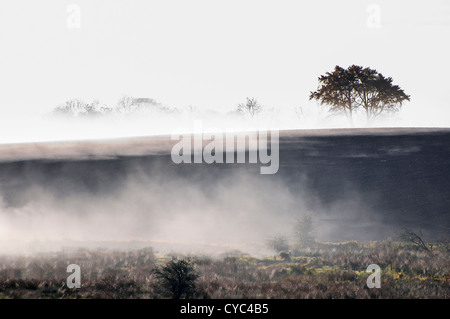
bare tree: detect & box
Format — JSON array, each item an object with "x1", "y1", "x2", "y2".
[
  {"x1": 54, "y1": 99, "x2": 88, "y2": 116},
  {"x1": 81, "y1": 100, "x2": 103, "y2": 116},
  {"x1": 237, "y1": 97, "x2": 262, "y2": 118},
  {"x1": 54, "y1": 99, "x2": 110, "y2": 117},
  {"x1": 116, "y1": 95, "x2": 135, "y2": 114},
  {"x1": 399, "y1": 228, "x2": 430, "y2": 251}
]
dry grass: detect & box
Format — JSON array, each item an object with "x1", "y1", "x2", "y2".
[{"x1": 0, "y1": 240, "x2": 448, "y2": 299}]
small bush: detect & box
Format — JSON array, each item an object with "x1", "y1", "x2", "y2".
[{"x1": 152, "y1": 258, "x2": 199, "y2": 299}]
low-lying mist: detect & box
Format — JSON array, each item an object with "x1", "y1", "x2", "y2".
[
  {"x1": 1, "y1": 101, "x2": 448, "y2": 145},
  {"x1": 2, "y1": 129, "x2": 448, "y2": 255},
  {"x1": 0, "y1": 159, "x2": 303, "y2": 255}
]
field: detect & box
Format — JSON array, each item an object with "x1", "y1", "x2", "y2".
[
  {"x1": 0, "y1": 240, "x2": 448, "y2": 299},
  {"x1": 0, "y1": 128, "x2": 449, "y2": 298}
]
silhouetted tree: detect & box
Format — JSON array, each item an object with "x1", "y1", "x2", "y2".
[
  {"x1": 310, "y1": 65, "x2": 410, "y2": 123},
  {"x1": 349, "y1": 65, "x2": 410, "y2": 121}
]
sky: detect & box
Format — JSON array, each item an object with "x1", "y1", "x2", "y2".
[{"x1": 0, "y1": 0, "x2": 449, "y2": 142}]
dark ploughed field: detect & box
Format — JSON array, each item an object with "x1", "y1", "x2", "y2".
[{"x1": 0, "y1": 128, "x2": 449, "y2": 248}]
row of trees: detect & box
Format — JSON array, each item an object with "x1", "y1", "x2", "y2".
[
  {"x1": 54, "y1": 95, "x2": 261, "y2": 118},
  {"x1": 54, "y1": 99, "x2": 109, "y2": 117},
  {"x1": 54, "y1": 96, "x2": 173, "y2": 117},
  {"x1": 237, "y1": 65, "x2": 410, "y2": 123},
  {"x1": 54, "y1": 65, "x2": 410, "y2": 124}
]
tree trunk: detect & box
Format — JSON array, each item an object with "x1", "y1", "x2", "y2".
[{"x1": 347, "y1": 94, "x2": 354, "y2": 126}]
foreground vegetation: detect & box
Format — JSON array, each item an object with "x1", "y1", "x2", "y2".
[{"x1": 0, "y1": 239, "x2": 448, "y2": 299}]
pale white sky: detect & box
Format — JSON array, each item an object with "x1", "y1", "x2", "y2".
[{"x1": 0, "y1": 0, "x2": 449, "y2": 140}]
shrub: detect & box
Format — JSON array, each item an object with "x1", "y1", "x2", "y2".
[
  {"x1": 152, "y1": 258, "x2": 199, "y2": 299},
  {"x1": 399, "y1": 228, "x2": 430, "y2": 251}
]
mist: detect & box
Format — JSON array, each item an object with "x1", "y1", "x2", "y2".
[
  {"x1": 0, "y1": 100, "x2": 449, "y2": 145},
  {"x1": 2, "y1": 127, "x2": 448, "y2": 255},
  {"x1": 0, "y1": 151, "x2": 300, "y2": 254}
]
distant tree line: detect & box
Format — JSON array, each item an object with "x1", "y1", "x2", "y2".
[
  {"x1": 54, "y1": 99, "x2": 111, "y2": 117},
  {"x1": 54, "y1": 65, "x2": 410, "y2": 124},
  {"x1": 54, "y1": 96, "x2": 175, "y2": 117}
]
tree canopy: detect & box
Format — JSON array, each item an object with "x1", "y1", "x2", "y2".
[{"x1": 310, "y1": 65, "x2": 410, "y2": 123}]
